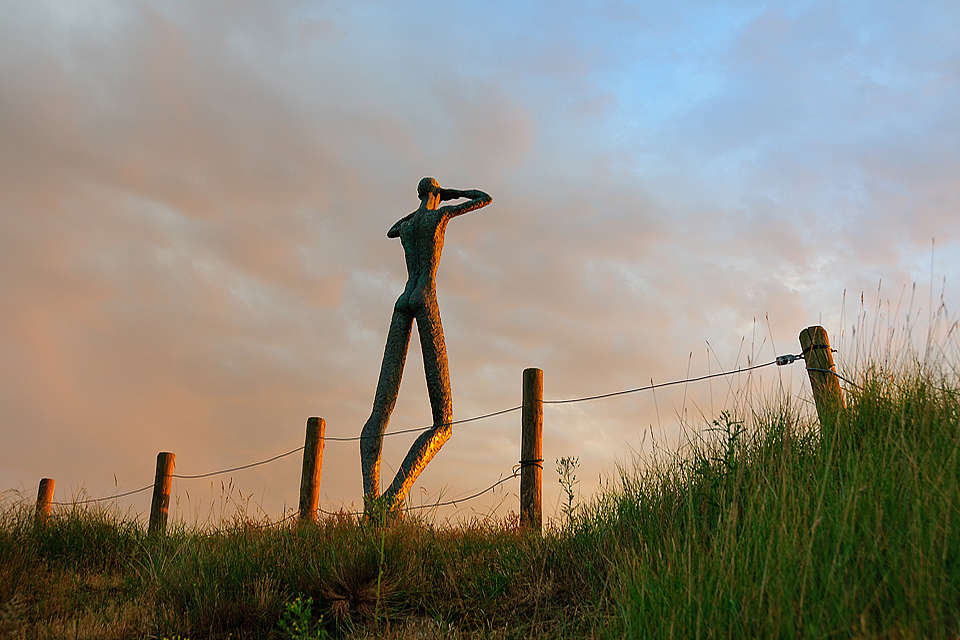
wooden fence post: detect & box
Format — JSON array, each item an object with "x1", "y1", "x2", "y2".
[
  {"x1": 298, "y1": 417, "x2": 325, "y2": 525},
  {"x1": 520, "y1": 368, "x2": 543, "y2": 533},
  {"x1": 36, "y1": 478, "x2": 54, "y2": 521},
  {"x1": 148, "y1": 452, "x2": 175, "y2": 535},
  {"x1": 799, "y1": 326, "x2": 845, "y2": 441}
]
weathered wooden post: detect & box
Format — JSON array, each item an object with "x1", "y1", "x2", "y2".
[
  {"x1": 148, "y1": 452, "x2": 175, "y2": 535},
  {"x1": 36, "y1": 478, "x2": 54, "y2": 521},
  {"x1": 298, "y1": 417, "x2": 325, "y2": 525},
  {"x1": 520, "y1": 368, "x2": 543, "y2": 533},
  {"x1": 799, "y1": 326, "x2": 845, "y2": 440}
]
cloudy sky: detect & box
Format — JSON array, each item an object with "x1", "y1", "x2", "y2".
[{"x1": 2, "y1": 0, "x2": 958, "y2": 524}]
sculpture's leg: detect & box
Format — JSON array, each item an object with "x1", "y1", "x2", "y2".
[
  {"x1": 361, "y1": 308, "x2": 413, "y2": 507},
  {"x1": 382, "y1": 300, "x2": 453, "y2": 512}
]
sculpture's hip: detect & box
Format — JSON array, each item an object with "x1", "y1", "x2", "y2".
[{"x1": 393, "y1": 286, "x2": 438, "y2": 316}]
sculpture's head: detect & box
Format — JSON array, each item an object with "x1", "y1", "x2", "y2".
[{"x1": 417, "y1": 177, "x2": 440, "y2": 200}]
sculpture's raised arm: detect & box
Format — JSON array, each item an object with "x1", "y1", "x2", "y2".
[{"x1": 439, "y1": 188, "x2": 492, "y2": 219}]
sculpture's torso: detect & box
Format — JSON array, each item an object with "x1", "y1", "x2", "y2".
[{"x1": 395, "y1": 207, "x2": 448, "y2": 312}]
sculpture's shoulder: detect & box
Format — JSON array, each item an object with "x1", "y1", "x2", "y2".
[{"x1": 412, "y1": 208, "x2": 446, "y2": 232}]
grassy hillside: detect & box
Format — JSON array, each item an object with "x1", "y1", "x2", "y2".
[{"x1": 2, "y1": 357, "x2": 958, "y2": 638}]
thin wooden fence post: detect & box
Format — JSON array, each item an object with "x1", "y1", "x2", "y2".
[
  {"x1": 36, "y1": 478, "x2": 54, "y2": 522},
  {"x1": 520, "y1": 368, "x2": 543, "y2": 534},
  {"x1": 799, "y1": 326, "x2": 845, "y2": 441},
  {"x1": 299, "y1": 417, "x2": 325, "y2": 526},
  {"x1": 148, "y1": 452, "x2": 175, "y2": 535}
]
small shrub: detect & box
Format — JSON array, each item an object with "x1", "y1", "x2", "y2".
[
  {"x1": 278, "y1": 596, "x2": 329, "y2": 640},
  {"x1": 556, "y1": 456, "x2": 580, "y2": 527}
]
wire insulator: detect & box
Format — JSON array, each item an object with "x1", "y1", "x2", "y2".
[{"x1": 776, "y1": 354, "x2": 801, "y2": 366}]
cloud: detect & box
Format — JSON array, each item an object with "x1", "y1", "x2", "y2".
[{"x1": 436, "y1": 79, "x2": 536, "y2": 172}]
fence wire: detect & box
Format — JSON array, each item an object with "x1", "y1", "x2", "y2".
[
  {"x1": 173, "y1": 446, "x2": 304, "y2": 480},
  {"x1": 51, "y1": 484, "x2": 153, "y2": 506},
  {"x1": 543, "y1": 359, "x2": 778, "y2": 404}
]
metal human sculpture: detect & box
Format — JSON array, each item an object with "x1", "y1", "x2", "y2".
[{"x1": 360, "y1": 177, "x2": 492, "y2": 519}]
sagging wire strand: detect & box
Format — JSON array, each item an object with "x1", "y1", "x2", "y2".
[
  {"x1": 51, "y1": 484, "x2": 154, "y2": 506},
  {"x1": 317, "y1": 459, "x2": 545, "y2": 518},
  {"x1": 543, "y1": 359, "x2": 779, "y2": 405},
  {"x1": 322, "y1": 404, "x2": 523, "y2": 442},
  {"x1": 173, "y1": 446, "x2": 305, "y2": 480}
]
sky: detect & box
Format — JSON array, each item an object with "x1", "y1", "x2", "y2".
[{"x1": 2, "y1": 0, "x2": 959, "y2": 525}]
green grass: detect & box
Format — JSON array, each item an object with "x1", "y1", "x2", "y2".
[
  {"x1": 2, "y1": 356, "x2": 959, "y2": 638},
  {"x1": 597, "y1": 369, "x2": 960, "y2": 639}
]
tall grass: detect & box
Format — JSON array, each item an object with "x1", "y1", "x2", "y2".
[
  {"x1": 593, "y1": 359, "x2": 960, "y2": 637},
  {"x1": 1, "y1": 329, "x2": 958, "y2": 638}
]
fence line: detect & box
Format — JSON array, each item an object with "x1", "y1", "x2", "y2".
[{"x1": 34, "y1": 332, "x2": 850, "y2": 524}]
